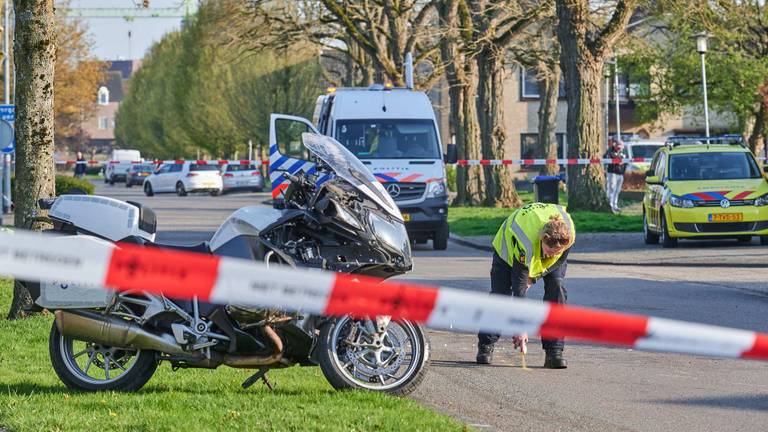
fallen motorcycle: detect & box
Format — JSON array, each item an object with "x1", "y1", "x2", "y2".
[{"x1": 24, "y1": 133, "x2": 429, "y2": 395}]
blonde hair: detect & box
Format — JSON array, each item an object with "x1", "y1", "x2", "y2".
[{"x1": 541, "y1": 214, "x2": 572, "y2": 248}]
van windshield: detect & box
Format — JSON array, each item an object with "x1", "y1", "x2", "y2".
[
  {"x1": 335, "y1": 119, "x2": 440, "y2": 159},
  {"x1": 628, "y1": 145, "x2": 661, "y2": 158},
  {"x1": 668, "y1": 152, "x2": 762, "y2": 181}
]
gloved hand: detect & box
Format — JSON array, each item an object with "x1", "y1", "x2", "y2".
[{"x1": 513, "y1": 333, "x2": 528, "y2": 353}]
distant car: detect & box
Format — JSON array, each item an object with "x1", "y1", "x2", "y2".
[
  {"x1": 143, "y1": 162, "x2": 223, "y2": 197},
  {"x1": 221, "y1": 163, "x2": 264, "y2": 193},
  {"x1": 104, "y1": 149, "x2": 142, "y2": 185},
  {"x1": 125, "y1": 164, "x2": 155, "y2": 188},
  {"x1": 624, "y1": 141, "x2": 664, "y2": 173},
  {"x1": 643, "y1": 136, "x2": 768, "y2": 247}
]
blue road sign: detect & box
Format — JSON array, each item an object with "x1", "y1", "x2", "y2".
[{"x1": 0, "y1": 105, "x2": 14, "y2": 153}]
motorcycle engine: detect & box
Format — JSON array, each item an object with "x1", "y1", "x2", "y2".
[{"x1": 225, "y1": 305, "x2": 296, "y2": 327}]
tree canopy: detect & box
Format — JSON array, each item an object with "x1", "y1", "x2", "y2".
[{"x1": 115, "y1": 1, "x2": 324, "y2": 159}]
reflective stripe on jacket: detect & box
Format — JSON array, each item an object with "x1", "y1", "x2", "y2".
[{"x1": 492, "y1": 203, "x2": 576, "y2": 278}]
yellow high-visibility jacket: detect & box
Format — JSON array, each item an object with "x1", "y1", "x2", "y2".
[{"x1": 492, "y1": 203, "x2": 576, "y2": 278}]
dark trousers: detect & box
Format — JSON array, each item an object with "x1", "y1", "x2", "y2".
[{"x1": 478, "y1": 250, "x2": 569, "y2": 351}]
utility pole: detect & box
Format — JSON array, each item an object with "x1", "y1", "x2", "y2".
[{"x1": 2, "y1": 0, "x2": 11, "y2": 215}]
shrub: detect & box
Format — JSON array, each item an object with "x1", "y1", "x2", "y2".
[
  {"x1": 622, "y1": 172, "x2": 646, "y2": 191},
  {"x1": 55, "y1": 175, "x2": 94, "y2": 195}
]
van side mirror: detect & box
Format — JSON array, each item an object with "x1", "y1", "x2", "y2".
[
  {"x1": 444, "y1": 143, "x2": 458, "y2": 164},
  {"x1": 645, "y1": 175, "x2": 662, "y2": 185}
]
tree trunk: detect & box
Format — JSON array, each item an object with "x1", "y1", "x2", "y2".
[
  {"x1": 438, "y1": 0, "x2": 484, "y2": 206},
  {"x1": 748, "y1": 103, "x2": 767, "y2": 157},
  {"x1": 557, "y1": 6, "x2": 611, "y2": 212},
  {"x1": 476, "y1": 50, "x2": 521, "y2": 208},
  {"x1": 538, "y1": 65, "x2": 561, "y2": 176},
  {"x1": 9, "y1": 0, "x2": 57, "y2": 320}
]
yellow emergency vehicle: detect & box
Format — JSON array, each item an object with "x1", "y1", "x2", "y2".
[{"x1": 642, "y1": 135, "x2": 768, "y2": 247}]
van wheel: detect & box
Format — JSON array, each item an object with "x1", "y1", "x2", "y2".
[
  {"x1": 144, "y1": 182, "x2": 154, "y2": 197},
  {"x1": 210, "y1": 190, "x2": 220, "y2": 197},
  {"x1": 643, "y1": 211, "x2": 659, "y2": 245},
  {"x1": 433, "y1": 225, "x2": 449, "y2": 251},
  {"x1": 125, "y1": 181, "x2": 132, "y2": 188},
  {"x1": 176, "y1": 182, "x2": 187, "y2": 197},
  {"x1": 109, "y1": 176, "x2": 115, "y2": 186},
  {"x1": 660, "y1": 211, "x2": 677, "y2": 248}
]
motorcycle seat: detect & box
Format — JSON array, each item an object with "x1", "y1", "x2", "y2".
[{"x1": 150, "y1": 241, "x2": 211, "y2": 254}]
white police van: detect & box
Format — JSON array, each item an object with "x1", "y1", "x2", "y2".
[{"x1": 269, "y1": 84, "x2": 456, "y2": 250}]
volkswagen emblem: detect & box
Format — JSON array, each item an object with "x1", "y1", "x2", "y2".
[
  {"x1": 386, "y1": 183, "x2": 401, "y2": 198},
  {"x1": 720, "y1": 199, "x2": 731, "y2": 208}
]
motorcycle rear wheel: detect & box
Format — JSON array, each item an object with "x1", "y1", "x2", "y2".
[
  {"x1": 49, "y1": 320, "x2": 158, "y2": 392},
  {"x1": 317, "y1": 316, "x2": 429, "y2": 396}
]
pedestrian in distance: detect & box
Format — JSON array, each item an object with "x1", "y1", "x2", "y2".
[
  {"x1": 476, "y1": 202, "x2": 576, "y2": 369},
  {"x1": 603, "y1": 139, "x2": 626, "y2": 214},
  {"x1": 74, "y1": 151, "x2": 87, "y2": 179}
]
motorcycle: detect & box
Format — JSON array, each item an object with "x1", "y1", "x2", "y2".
[{"x1": 24, "y1": 133, "x2": 429, "y2": 395}]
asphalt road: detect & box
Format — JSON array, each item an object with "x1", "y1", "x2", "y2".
[{"x1": 95, "y1": 182, "x2": 768, "y2": 432}]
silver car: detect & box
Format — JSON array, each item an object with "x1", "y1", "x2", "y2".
[{"x1": 221, "y1": 163, "x2": 264, "y2": 193}]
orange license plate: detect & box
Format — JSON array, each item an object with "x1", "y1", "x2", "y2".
[
  {"x1": 708, "y1": 213, "x2": 743, "y2": 222},
  {"x1": 402, "y1": 213, "x2": 411, "y2": 222}
]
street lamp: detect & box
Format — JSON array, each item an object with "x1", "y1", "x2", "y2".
[
  {"x1": 604, "y1": 66, "x2": 611, "y2": 146},
  {"x1": 693, "y1": 32, "x2": 711, "y2": 138}
]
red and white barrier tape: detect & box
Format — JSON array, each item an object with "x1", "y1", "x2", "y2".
[
  {"x1": 55, "y1": 157, "x2": 768, "y2": 167},
  {"x1": 1, "y1": 229, "x2": 766, "y2": 361},
  {"x1": 54, "y1": 160, "x2": 268, "y2": 166}
]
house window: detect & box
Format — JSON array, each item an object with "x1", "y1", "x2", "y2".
[
  {"x1": 520, "y1": 68, "x2": 566, "y2": 99},
  {"x1": 520, "y1": 133, "x2": 567, "y2": 170},
  {"x1": 98, "y1": 117, "x2": 109, "y2": 130},
  {"x1": 98, "y1": 86, "x2": 109, "y2": 105}
]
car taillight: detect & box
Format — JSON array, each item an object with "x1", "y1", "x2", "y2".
[
  {"x1": 251, "y1": 171, "x2": 261, "y2": 177},
  {"x1": 223, "y1": 173, "x2": 233, "y2": 178},
  {"x1": 187, "y1": 173, "x2": 198, "y2": 177}
]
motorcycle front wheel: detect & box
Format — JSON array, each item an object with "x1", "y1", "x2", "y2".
[
  {"x1": 317, "y1": 316, "x2": 429, "y2": 396},
  {"x1": 49, "y1": 320, "x2": 158, "y2": 392}
]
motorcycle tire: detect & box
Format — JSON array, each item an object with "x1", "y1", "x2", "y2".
[
  {"x1": 49, "y1": 321, "x2": 158, "y2": 392},
  {"x1": 317, "y1": 316, "x2": 430, "y2": 396}
]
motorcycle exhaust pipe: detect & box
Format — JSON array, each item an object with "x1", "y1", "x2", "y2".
[
  {"x1": 56, "y1": 310, "x2": 284, "y2": 368},
  {"x1": 55, "y1": 310, "x2": 198, "y2": 359}
]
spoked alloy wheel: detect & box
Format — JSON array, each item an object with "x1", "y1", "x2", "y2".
[
  {"x1": 49, "y1": 308, "x2": 158, "y2": 392},
  {"x1": 318, "y1": 316, "x2": 429, "y2": 395}
]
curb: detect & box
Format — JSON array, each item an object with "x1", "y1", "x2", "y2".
[{"x1": 448, "y1": 233, "x2": 767, "y2": 269}]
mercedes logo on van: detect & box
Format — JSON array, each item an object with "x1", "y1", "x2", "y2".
[
  {"x1": 386, "y1": 183, "x2": 401, "y2": 198},
  {"x1": 720, "y1": 199, "x2": 731, "y2": 208}
]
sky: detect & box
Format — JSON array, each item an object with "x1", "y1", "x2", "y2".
[{"x1": 64, "y1": 0, "x2": 193, "y2": 61}]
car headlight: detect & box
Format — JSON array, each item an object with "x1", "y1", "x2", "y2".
[
  {"x1": 754, "y1": 193, "x2": 768, "y2": 206},
  {"x1": 669, "y1": 194, "x2": 695, "y2": 208},
  {"x1": 333, "y1": 202, "x2": 362, "y2": 230},
  {"x1": 425, "y1": 180, "x2": 447, "y2": 198},
  {"x1": 369, "y1": 212, "x2": 409, "y2": 252}
]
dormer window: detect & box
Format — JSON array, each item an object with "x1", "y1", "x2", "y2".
[{"x1": 98, "y1": 86, "x2": 109, "y2": 105}]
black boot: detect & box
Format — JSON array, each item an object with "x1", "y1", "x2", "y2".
[
  {"x1": 544, "y1": 349, "x2": 567, "y2": 369},
  {"x1": 476, "y1": 344, "x2": 495, "y2": 364}
]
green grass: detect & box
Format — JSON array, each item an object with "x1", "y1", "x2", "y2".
[
  {"x1": 448, "y1": 199, "x2": 643, "y2": 236},
  {"x1": 0, "y1": 280, "x2": 463, "y2": 431}
]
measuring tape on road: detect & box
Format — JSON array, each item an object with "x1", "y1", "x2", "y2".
[{"x1": 0, "y1": 229, "x2": 766, "y2": 361}]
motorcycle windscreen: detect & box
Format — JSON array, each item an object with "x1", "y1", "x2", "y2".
[{"x1": 301, "y1": 133, "x2": 402, "y2": 221}]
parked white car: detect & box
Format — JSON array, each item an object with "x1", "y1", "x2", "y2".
[
  {"x1": 624, "y1": 141, "x2": 664, "y2": 173},
  {"x1": 143, "y1": 162, "x2": 223, "y2": 197},
  {"x1": 221, "y1": 163, "x2": 264, "y2": 193}
]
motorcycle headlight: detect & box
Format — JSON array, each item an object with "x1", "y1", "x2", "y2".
[
  {"x1": 425, "y1": 180, "x2": 447, "y2": 198},
  {"x1": 754, "y1": 193, "x2": 768, "y2": 206},
  {"x1": 333, "y1": 203, "x2": 362, "y2": 230},
  {"x1": 369, "y1": 212, "x2": 409, "y2": 252},
  {"x1": 669, "y1": 194, "x2": 695, "y2": 208}
]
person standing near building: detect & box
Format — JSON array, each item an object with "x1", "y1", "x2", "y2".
[
  {"x1": 603, "y1": 139, "x2": 626, "y2": 213},
  {"x1": 74, "y1": 151, "x2": 87, "y2": 179},
  {"x1": 476, "y1": 203, "x2": 576, "y2": 369}
]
